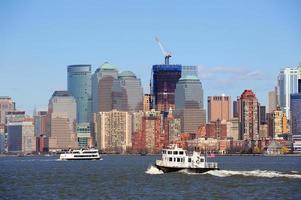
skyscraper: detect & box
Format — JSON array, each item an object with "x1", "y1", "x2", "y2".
[
  {"x1": 151, "y1": 64, "x2": 181, "y2": 113},
  {"x1": 277, "y1": 67, "x2": 299, "y2": 119},
  {"x1": 175, "y1": 74, "x2": 206, "y2": 134},
  {"x1": 47, "y1": 91, "x2": 78, "y2": 151},
  {"x1": 113, "y1": 71, "x2": 143, "y2": 112},
  {"x1": 259, "y1": 105, "x2": 266, "y2": 124},
  {"x1": 67, "y1": 65, "x2": 92, "y2": 123},
  {"x1": 92, "y1": 62, "x2": 118, "y2": 113},
  {"x1": 207, "y1": 95, "x2": 231, "y2": 122},
  {"x1": 237, "y1": 90, "x2": 259, "y2": 140},
  {"x1": 268, "y1": 87, "x2": 278, "y2": 113},
  {"x1": 143, "y1": 94, "x2": 152, "y2": 112},
  {"x1": 233, "y1": 100, "x2": 238, "y2": 118},
  {"x1": 290, "y1": 93, "x2": 301, "y2": 136}
]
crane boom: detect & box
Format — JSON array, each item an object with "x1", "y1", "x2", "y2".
[{"x1": 155, "y1": 37, "x2": 172, "y2": 65}]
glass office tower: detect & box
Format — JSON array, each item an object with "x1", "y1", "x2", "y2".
[{"x1": 67, "y1": 65, "x2": 92, "y2": 123}]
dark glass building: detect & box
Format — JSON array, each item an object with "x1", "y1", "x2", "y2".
[
  {"x1": 290, "y1": 93, "x2": 301, "y2": 135},
  {"x1": 151, "y1": 64, "x2": 181, "y2": 113}
]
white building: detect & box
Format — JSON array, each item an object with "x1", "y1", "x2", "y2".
[{"x1": 277, "y1": 67, "x2": 299, "y2": 120}]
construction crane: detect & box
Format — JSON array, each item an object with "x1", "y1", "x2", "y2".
[{"x1": 155, "y1": 37, "x2": 172, "y2": 65}]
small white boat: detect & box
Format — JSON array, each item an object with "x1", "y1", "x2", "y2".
[
  {"x1": 59, "y1": 149, "x2": 101, "y2": 160},
  {"x1": 155, "y1": 144, "x2": 219, "y2": 173}
]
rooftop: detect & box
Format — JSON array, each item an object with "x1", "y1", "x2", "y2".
[
  {"x1": 52, "y1": 91, "x2": 72, "y2": 97},
  {"x1": 119, "y1": 71, "x2": 136, "y2": 78},
  {"x1": 100, "y1": 62, "x2": 116, "y2": 70}
]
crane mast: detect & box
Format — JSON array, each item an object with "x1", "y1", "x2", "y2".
[{"x1": 155, "y1": 37, "x2": 172, "y2": 65}]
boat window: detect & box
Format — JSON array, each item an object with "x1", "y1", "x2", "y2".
[
  {"x1": 179, "y1": 151, "x2": 184, "y2": 155},
  {"x1": 168, "y1": 151, "x2": 172, "y2": 154},
  {"x1": 188, "y1": 158, "x2": 191, "y2": 162},
  {"x1": 169, "y1": 157, "x2": 172, "y2": 162},
  {"x1": 162, "y1": 150, "x2": 166, "y2": 154},
  {"x1": 174, "y1": 158, "x2": 176, "y2": 162},
  {"x1": 173, "y1": 151, "x2": 178, "y2": 155},
  {"x1": 200, "y1": 158, "x2": 204, "y2": 162},
  {"x1": 181, "y1": 158, "x2": 185, "y2": 162},
  {"x1": 177, "y1": 158, "x2": 180, "y2": 162}
]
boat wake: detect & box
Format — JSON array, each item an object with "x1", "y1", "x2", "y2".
[
  {"x1": 145, "y1": 165, "x2": 164, "y2": 175},
  {"x1": 205, "y1": 170, "x2": 301, "y2": 179}
]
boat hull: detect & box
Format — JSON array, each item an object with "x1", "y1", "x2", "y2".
[
  {"x1": 155, "y1": 164, "x2": 219, "y2": 173},
  {"x1": 60, "y1": 157, "x2": 102, "y2": 161}
]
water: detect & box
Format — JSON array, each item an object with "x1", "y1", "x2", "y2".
[{"x1": 0, "y1": 155, "x2": 300, "y2": 200}]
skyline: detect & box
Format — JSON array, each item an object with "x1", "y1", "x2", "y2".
[{"x1": 1, "y1": 0, "x2": 301, "y2": 114}]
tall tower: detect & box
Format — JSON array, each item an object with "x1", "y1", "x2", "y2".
[
  {"x1": 277, "y1": 68, "x2": 299, "y2": 119},
  {"x1": 237, "y1": 90, "x2": 259, "y2": 141},
  {"x1": 175, "y1": 74, "x2": 205, "y2": 134},
  {"x1": 151, "y1": 64, "x2": 181, "y2": 113},
  {"x1": 92, "y1": 62, "x2": 118, "y2": 113},
  {"x1": 67, "y1": 65, "x2": 92, "y2": 123},
  {"x1": 113, "y1": 71, "x2": 143, "y2": 112},
  {"x1": 47, "y1": 91, "x2": 78, "y2": 150}
]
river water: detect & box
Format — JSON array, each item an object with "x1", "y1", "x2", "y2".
[{"x1": 0, "y1": 155, "x2": 300, "y2": 200}]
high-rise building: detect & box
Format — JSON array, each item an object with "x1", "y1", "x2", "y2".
[
  {"x1": 290, "y1": 93, "x2": 301, "y2": 136},
  {"x1": 277, "y1": 67, "x2": 299, "y2": 119},
  {"x1": 259, "y1": 105, "x2": 266, "y2": 124},
  {"x1": 47, "y1": 91, "x2": 78, "y2": 151},
  {"x1": 233, "y1": 100, "x2": 238, "y2": 118},
  {"x1": 76, "y1": 123, "x2": 92, "y2": 148},
  {"x1": 237, "y1": 90, "x2": 259, "y2": 140},
  {"x1": 34, "y1": 111, "x2": 47, "y2": 137},
  {"x1": 175, "y1": 74, "x2": 205, "y2": 134},
  {"x1": 67, "y1": 65, "x2": 92, "y2": 123},
  {"x1": 268, "y1": 87, "x2": 278, "y2": 113},
  {"x1": 92, "y1": 62, "x2": 118, "y2": 113},
  {"x1": 205, "y1": 120, "x2": 227, "y2": 140},
  {"x1": 131, "y1": 110, "x2": 163, "y2": 153},
  {"x1": 0, "y1": 96, "x2": 15, "y2": 125},
  {"x1": 151, "y1": 64, "x2": 181, "y2": 113},
  {"x1": 7, "y1": 121, "x2": 36, "y2": 154},
  {"x1": 272, "y1": 109, "x2": 288, "y2": 138},
  {"x1": 208, "y1": 95, "x2": 231, "y2": 122},
  {"x1": 96, "y1": 110, "x2": 132, "y2": 153},
  {"x1": 113, "y1": 71, "x2": 143, "y2": 112},
  {"x1": 143, "y1": 94, "x2": 152, "y2": 112},
  {"x1": 5, "y1": 111, "x2": 26, "y2": 124}
]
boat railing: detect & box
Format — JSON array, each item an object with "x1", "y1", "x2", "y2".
[{"x1": 205, "y1": 162, "x2": 218, "y2": 169}]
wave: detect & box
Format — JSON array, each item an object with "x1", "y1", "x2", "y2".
[
  {"x1": 205, "y1": 170, "x2": 301, "y2": 179},
  {"x1": 145, "y1": 165, "x2": 164, "y2": 175}
]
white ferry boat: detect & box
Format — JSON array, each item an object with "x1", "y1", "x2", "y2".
[
  {"x1": 155, "y1": 144, "x2": 219, "y2": 173},
  {"x1": 59, "y1": 149, "x2": 101, "y2": 160}
]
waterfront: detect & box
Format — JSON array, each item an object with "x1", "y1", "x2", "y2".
[{"x1": 0, "y1": 155, "x2": 300, "y2": 200}]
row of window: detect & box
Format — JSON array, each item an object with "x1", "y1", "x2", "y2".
[{"x1": 162, "y1": 150, "x2": 184, "y2": 155}]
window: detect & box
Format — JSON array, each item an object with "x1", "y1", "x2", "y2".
[
  {"x1": 188, "y1": 158, "x2": 191, "y2": 162},
  {"x1": 174, "y1": 158, "x2": 176, "y2": 162},
  {"x1": 162, "y1": 150, "x2": 166, "y2": 154},
  {"x1": 177, "y1": 158, "x2": 180, "y2": 162},
  {"x1": 200, "y1": 158, "x2": 204, "y2": 162},
  {"x1": 179, "y1": 151, "x2": 184, "y2": 155},
  {"x1": 173, "y1": 151, "x2": 178, "y2": 155},
  {"x1": 181, "y1": 158, "x2": 185, "y2": 162},
  {"x1": 169, "y1": 157, "x2": 172, "y2": 162},
  {"x1": 168, "y1": 151, "x2": 172, "y2": 155}
]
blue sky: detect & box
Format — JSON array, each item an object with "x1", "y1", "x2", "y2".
[{"x1": 1, "y1": 0, "x2": 301, "y2": 114}]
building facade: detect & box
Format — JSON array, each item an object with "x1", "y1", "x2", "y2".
[
  {"x1": 47, "y1": 91, "x2": 78, "y2": 151},
  {"x1": 7, "y1": 121, "x2": 36, "y2": 154},
  {"x1": 96, "y1": 110, "x2": 132, "y2": 153},
  {"x1": 175, "y1": 74, "x2": 205, "y2": 134},
  {"x1": 113, "y1": 71, "x2": 143, "y2": 112},
  {"x1": 208, "y1": 95, "x2": 231, "y2": 122},
  {"x1": 277, "y1": 67, "x2": 299, "y2": 119},
  {"x1": 268, "y1": 87, "x2": 278, "y2": 113},
  {"x1": 0, "y1": 96, "x2": 15, "y2": 125},
  {"x1": 290, "y1": 93, "x2": 301, "y2": 136},
  {"x1": 92, "y1": 62, "x2": 118, "y2": 113},
  {"x1": 67, "y1": 65, "x2": 92, "y2": 123},
  {"x1": 151, "y1": 64, "x2": 181, "y2": 113},
  {"x1": 143, "y1": 94, "x2": 152, "y2": 112},
  {"x1": 237, "y1": 90, "x2": 259, "y2": 141}
]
